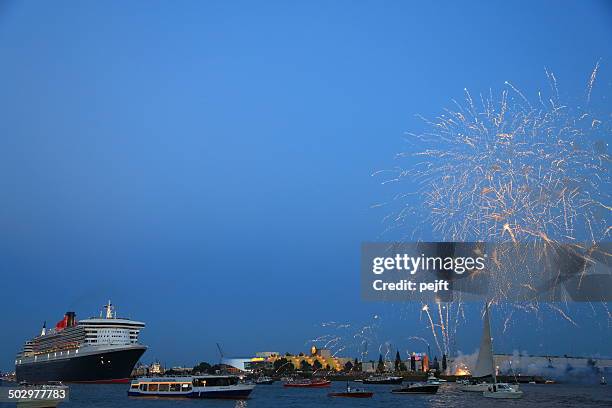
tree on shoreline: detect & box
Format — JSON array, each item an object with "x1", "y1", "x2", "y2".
[
  {"x1": 300, "y1": 360, "x2": 313, "y2": 371},
  {"x1": 377, "y1": 354, "x2": 385, "y2": 372},
  {"x1": 191, "y1": 362, "x2": 211, "y2": 374},
  {"x1": 273, "y1": 358, "x2": 294, "y2": 373}
]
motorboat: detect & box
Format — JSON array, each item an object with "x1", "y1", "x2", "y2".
[
  {"x1": 426, "y1": 372, "x2": 441, "y2": 385},
  {"x1": 362, "y1": 375, "x2": 403, "y2": 384},
  {"x1": 328, "y1": 384, "x2": 373, "y2": 398},
  {"x1": 253, "y1": 376, "x2": 275, "y2": 385},
  {"x1": 483, "y1": 383, "x2": 524, "y2": 399},
  {"x1": 459, "y1": 381, "x2": 495, "y2": 392},
  {"x1": 391, "y1": 382, "x2": 439, "y2": 394}
]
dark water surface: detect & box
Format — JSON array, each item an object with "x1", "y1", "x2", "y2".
[{"x1": 2, "y1": 382, "x2": 611, "y2": 408}]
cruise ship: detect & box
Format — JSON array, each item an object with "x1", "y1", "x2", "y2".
[{"x1": 15, "y1": 301, "x2": 146, "y2": 383}]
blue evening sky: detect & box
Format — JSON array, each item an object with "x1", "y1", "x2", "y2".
[{"x1": 0, "y1": 1, "x2": 611, "y2": 370}]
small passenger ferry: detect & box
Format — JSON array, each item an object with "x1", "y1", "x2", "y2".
[{"x1": 128, "y1": 375, "x2": 255, "y2": 399}]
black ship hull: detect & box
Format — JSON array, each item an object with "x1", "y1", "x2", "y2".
[
  {"x1": 16, "y1": 346, "x2": 146, "y2": 384},
  {"x1": 391, "y1": 384, "x2": 439, "y2": 394},
  {"x1": 363, "y1": 378, "x2": 403, "y2": 385}
]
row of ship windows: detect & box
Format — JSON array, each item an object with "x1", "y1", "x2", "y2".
[
  {"x1": 84, "y1": 330, "x2": 135, "y2": 333},
  {"x1": 84, "y1": 331, "x2": 140, "y2": 333},
  {"x1": 17, "y1": 349, "x2": 80, "y2": 364},
  {"x1": 134, "y1": 383, "x2": 191, "y2": 392},
  {"x1": 81, "y1": 328, "x2": 143, "y2": 331},
  {"x1": 95, "y1": 334, "x2": 129, "y2": 338}
]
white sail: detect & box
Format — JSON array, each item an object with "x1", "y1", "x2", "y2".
[{"x1": 472, "y1": 304, "x2": 494, "y2": 378}]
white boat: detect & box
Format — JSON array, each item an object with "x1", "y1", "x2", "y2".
[
  {"x1": 460, "y1": 381, "x2": 518, "y2": 392},
  {"x1": 253, "y1": 376, "x2": 274, "y2": 385},
  {"x1": 470, "y1": 304, "x2": 523, "y2": 400},
  {"x1": 128, "y1": 375, "x2": 255, "y2": 399},
  {"x1": 458, "y1": 304, "x2": 521, "y2": 398},
  {"x1": 361, "y1": 375, "x2": 403, "y2": 384},
  {"x1": 483, "y1": 383, "x2": 523, "y2": 399},
  {"x1": 426, "y1": 373, "x2": 441, "y2": 385},
  {"x1": 459, "y1": 305, "x2": 497, "y2": 392},
  {"x1": 459, "y1": 381, "x2": 494, "y2": 392}
]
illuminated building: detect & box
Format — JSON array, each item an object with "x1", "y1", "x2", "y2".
[
  {"x1": 222, "y1": 347, "x2": 352, "y2": 372},
  {"x1": 265, "y1": 346, "x2": 352, "y2": 371}
]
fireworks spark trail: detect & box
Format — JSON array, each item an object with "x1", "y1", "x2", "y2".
[
  {"x1": 308, "y1": 66, "x2": 609, "y2": 366},
  {"x1": 310, "y1": 316, "x2": 385, "y2": 363},
  {"x1": 587, "y1": 59, "x2": 601, "y2": 103},
  {"x1": 420, "y1": 304, "x2": 442, "y2": 355},
  {"x1": 374, "y1": 64, "x2": 610, "y2": 357},
  {"x1": 382, "y1": 64, "x2": 609, "y2": 252},
  {"x1": 546, "y1": 303, "x2": 579, "y2": 327},
  {"x1": 408, "y1": 336, "x2": 430, "y2": 346},
  {"x1": 379, "y1": 341, "x2": 393, "y2": 362}
]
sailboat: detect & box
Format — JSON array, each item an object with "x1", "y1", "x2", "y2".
[
  {"x1": 458, "y1": 304, "x2": 497, "y2": 392},
  {"x1": 459, "y1": 304, "x2": 522, "y2": 399}
]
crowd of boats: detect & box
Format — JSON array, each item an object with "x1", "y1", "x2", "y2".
[
  {"x1": 126, "y1": 371, "x2": 477, "y2": 399},
  {"x1": 124, "y1": 370, "x2": 519, "y2": 400},
  {"x1": 6, "y1": 369, "x2": 599, "y2": 406},
  {"x1": 4, "y1": 301, "x2": 607, "y2": 405}
]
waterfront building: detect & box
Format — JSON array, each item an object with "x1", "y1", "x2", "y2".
[
  {"x1": 255, "y1": 352, "x2": 280, "y2": 359},
  {"x1": 131, "y1": 361, "x2": 164, "y2": 377},
  {"x1": 361, "y1": 361, "x2": 375, "y2": 372},
  {"x1": 222, "y1": 346, "x2": 352, "y2": 372},
  {"x1": 168, "y1": 366, "x2": 193, "y2": 374},
  {"x1": 493, "y1": 354, "x2": 612, "y2": 378},
  {"x1": 266, "y1": 346, "x2": 352, "y2": 371},
  {"x1": 361, "y1": 361, "x2": 395, "y2": 372},
  {"x1": 221, "y1": 357, "x2": 272, "y2": 372},
  {"x1": 149, "y1": 361, "x2": 163, "y2": 374},
  {"x1": 131, "y1": 363, "x2": 148, "y2": 377}
]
